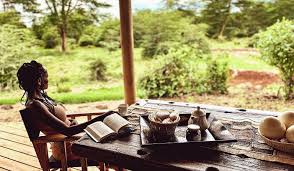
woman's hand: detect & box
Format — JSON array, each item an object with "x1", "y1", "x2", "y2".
[{"x1": 69, "y1": 119, "x2": 78, "y2": 126}]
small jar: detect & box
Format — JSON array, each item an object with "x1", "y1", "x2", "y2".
[{"x1": 186, "y1": 124, "x2": 201, "y2": 141}]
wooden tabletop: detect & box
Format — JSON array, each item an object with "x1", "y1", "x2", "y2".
[{"x1": 72, "y1": 100, "x2": 294, "y2": 171}]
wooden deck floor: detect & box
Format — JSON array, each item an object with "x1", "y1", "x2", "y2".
[{"x1": 0, "y1": 122, "x2": 100, "y2": 171}]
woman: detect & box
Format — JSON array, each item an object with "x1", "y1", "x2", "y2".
[{"x1": 17, "y1": 60, "x2": 116, "y2": 160}]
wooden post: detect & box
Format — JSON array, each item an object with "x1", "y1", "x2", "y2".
[{"x1": 119, "y1": 0, "x2": 136, "y2": 105}]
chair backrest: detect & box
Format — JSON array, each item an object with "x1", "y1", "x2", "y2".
[{"x1": 20, "y1": 108, "x2": 40, "y2": 141}]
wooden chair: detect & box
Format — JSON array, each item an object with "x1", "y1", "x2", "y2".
[{"x1": 20, "y1": 108, "x2": 107, "y2": 171}]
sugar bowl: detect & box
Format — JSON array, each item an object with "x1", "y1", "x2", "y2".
[{"x1": 186, "y1": 124, "x2": 201, "y2": 141}]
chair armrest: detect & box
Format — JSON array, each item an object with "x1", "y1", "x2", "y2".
[
  {"x1": 33, "y1": 134, "x2": 82, "y2": 144},
  {"x1": 66, "y1": 110, "x2": 109, "y2": 118}
]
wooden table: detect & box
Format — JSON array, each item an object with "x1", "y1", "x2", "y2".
[{"x1": 72, "y1": 100, "x2": 294, "y2": 171}]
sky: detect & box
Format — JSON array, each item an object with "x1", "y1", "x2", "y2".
[
  {"x1": 99, "y1": 0, "x2": 164, "y2": 17},
  {"x1": 1, "y1": 0, "x2": 164, "y2": 26}
]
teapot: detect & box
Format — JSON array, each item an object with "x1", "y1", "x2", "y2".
[{"x1": 188, "y1": 106, "x2": 210, "y2": 131}]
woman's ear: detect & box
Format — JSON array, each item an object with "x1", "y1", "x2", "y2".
[{"x1": 37, "y1": 78, "x2": 42, "y2": 86}]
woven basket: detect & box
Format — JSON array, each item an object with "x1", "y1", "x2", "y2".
[
  {"x1": 258, "y1": 129, "x2": 294, "y2": 154},
  {"x1": 148, "y1": 113, "x2": 180, "y2": 139}
]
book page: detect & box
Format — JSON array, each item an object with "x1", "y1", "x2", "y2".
[
  {"x1": 84, "y1": 121, "x2": 115, "y2": 142},
  {"x1": 103, "y1": 113, "x2": 129, "y2": 133}
]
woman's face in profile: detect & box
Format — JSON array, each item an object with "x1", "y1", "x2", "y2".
[{"x1": 41, "y1": 72, "x2": 49, "y2": 90}]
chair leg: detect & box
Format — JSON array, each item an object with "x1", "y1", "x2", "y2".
[
  {"x1": 80, "y1": 158, "x2": 88, "y2": 171},
  {"x1": 99, "y1": 162, "x2": 105, "y2": 171},
  {"x1": 33, "y1": 142, "x2": 50, "y2": 171},
  {"x1": 59, "y1": 141, "x2": 68, "y2": 171}
]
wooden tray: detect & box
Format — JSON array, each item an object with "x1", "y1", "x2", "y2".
[{"x1": 140, "y1": 113, "x2": 237, "y2": 147}]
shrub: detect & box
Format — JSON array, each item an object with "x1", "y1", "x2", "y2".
[
  {"x1": 139, "y1": 48, "x2": 194, "y2": 98},
  {"x1": 56, "y1": 84, "x2": 71, "y2": 93},
  {"x1": 42, "y1": 28, "x2": 59, "y2": 49},
  {"x1": 89, "y1": 59, "x2": 107, "y2": 81},
  {"x1": 256, "y1": 19, "x2": 294, "y2": 99},
  {"x1": 139, "y1": 45, "x2": 228, "y2": 98},
  {"x1": 95, "y1": 19, "x2": 120, "y2": 51},
  {"x1": 0, "y1": 24, "x2": 34, "y2": 89},
  {"x1": 79, "y1": 35, "x2": 94, "y2": 46},
  {"x1": 205, "y1": 59, "x2": 229, "y2": 94}
]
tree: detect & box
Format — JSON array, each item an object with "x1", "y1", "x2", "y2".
[
  {"x1": 256, "y1": 19, "x2": 294, "y2": 99},
  {"x1": 201, "y1": 0, "x2": 233, "y2": 39},
  {"x1": 0, "y1": 10, "x2": 26, "y2": 27},
  {"x1": 0, "y1": 0, "x2": 15, "y2": 11},
  {"x1": 0, "y1": 24, "x2": 34, "y2": 89},
  {"x1": 12, "y1": 0, "x2": 110, "y2": 52},
  {"x1": 270, "y1": 0, "x2": 294, "y2": 21},
  {"x1": 67, "y1": 9, "x2": 95, "y2": 44},
  {"x1": 95, "y1": 18, "x2": 120, "y2": 51},
  {"x1": 232, "y1": 0, "x2": 272, "y2": 37}
]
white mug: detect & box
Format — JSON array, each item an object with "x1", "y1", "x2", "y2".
[{"x1": 118, "y1": 104, "x2": 128, "y2": 116}]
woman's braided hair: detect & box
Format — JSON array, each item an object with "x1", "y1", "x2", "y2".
[
  {"x1": 17, "y1": 60, "x2": 57, "y2": 105},
  {"x1": 17, "y1": 60, "x2": 46, "y2": 93}
]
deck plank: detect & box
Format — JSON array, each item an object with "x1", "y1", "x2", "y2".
[
  {"x1": 0, "y1": 155, "x2": 40, "y2": 171},
  {"x1": 0, "y1": 122, "x2": 101, "y2": 171},
  {"x1": 1, "y1": 122, "x2": 27, "y2": 132},
  {"x1": 0, "y1": 126, "x2": 28, "y2": 138},
  {"x1": 0, "y1": 137, "x2": 36, "y2": 157},
  {"x1": 0, "y1": 146, "x2": 41, "y2": 168},
  {"x1": 0, "y1": 131, "x2": 32, "y2": 146}
]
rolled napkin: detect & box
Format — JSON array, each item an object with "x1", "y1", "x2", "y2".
[{"x1": 209, "y1": 119, "x2": 235, "y2": 140}]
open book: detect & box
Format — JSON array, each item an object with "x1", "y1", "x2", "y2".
[{"x1": 84, "y1": 113, "x2": 130, "y2": 142}]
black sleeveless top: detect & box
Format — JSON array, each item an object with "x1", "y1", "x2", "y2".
[{"x1": 33, "y1": 96, "x2": 57, "y2": 114}]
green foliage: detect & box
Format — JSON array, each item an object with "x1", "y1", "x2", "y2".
[
  {"x1": 205, "y1": 59, "x2": 229, "y2": 94},
  {"x1": 0, "y1": 10, "x2": 25, "y2": 27},
  {"x1": 89, "y1": 59, "x2": 107, "y2": 81},
  {"x1": 200, "y1": 0, "x2": 294, "y2": 38},
  {"x1": 56, "y1": 84, "x2": 71, "y2": 93},
  {"x1": 139, "y1": 46, "x2": 206, "y2": 98},
  {"x1": 42, "y1": 27, "x2": 59, "y2": 48},
  {"x1": 12, "y1": 0, "x2": 110, "y2": 51},
  {"x1": 139, "y1": 48, "x2": 192, "y2": 98},
  {"x1": 139, "y1": 44, "x2": 228, "y2": 98},
  {"x1": 79, "y1": 35, "x2": 94, "y2": 46},
  {"x1": 0, "y1": 24, "x2": 34, "y2": 89},
  {"x1": 67, "y1": 9, "x2": 96, "y2": 43},
  {"x1": 256, "y1": 19, "x2": 294, "y2": 99},
  {"x1": 95, "y1": 18, "x2": 120, "y2": 52},
  {"x1": 271, "y1": 0, "x2": 294, "y2": 21},
  {"x1": 136, "y1": 10, "x2": 209, "y2": 58},
  {"x1": 201, "y1": 0, "x2": 232, "y2": 38},
  {"x1": 233, "y1": 1, "x2": 273, "y2": 37}
]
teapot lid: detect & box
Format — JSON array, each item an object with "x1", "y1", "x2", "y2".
[{"x1": 192, "y1": 106, "x2": 205, "y2": 116}]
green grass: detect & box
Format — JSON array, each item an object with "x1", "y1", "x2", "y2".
[
  {"x1": 51, "y1": 86, "x2": 125, "y2": 104},
  {"x1": 216, "y1": 54, "x2": 277, "y2": 72},
  {"x1": 1, "y1": 47, "x2": 145, "y2": 105},
  {"x1": 0, "y1": 86, "x2": 145, "y2": 105},
  {"x1": 208, "y1": 38, "x2": 250, "y2": 49},
  {"x1": 0, "y1": 41, "x2": 279, "y2": 105}
]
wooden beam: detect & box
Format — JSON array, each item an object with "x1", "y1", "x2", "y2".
[{"x1": 119, "y1": 0, "x2": 136, "y2": 105}]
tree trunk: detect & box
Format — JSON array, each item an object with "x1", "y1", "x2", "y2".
[
  {"x1": 218, "y1": 0, "x2": 232, "y2": 39},
  {"x1": 285, "y1": 77, "x2": 294, "y2": 100},
  {"x1": 61, "y1": 25, "x2": 67, "y2": 52},
  {"x1": 60, "y1": 0, "x2": 67, "y2": 52}
]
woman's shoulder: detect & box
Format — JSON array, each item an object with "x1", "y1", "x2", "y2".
[{"x1": 26, "y1": 99, "x2": 48, "y2": 111}]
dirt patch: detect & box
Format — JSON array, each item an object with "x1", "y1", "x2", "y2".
[{"x1": 229, "y1": 70, "x2": 280, "y2": 87}]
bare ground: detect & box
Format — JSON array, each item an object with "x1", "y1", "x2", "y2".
[{"x1": 0, "y1": 70, "x2": 293, "y2": 122}]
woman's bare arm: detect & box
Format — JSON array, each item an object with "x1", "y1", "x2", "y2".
[{"x1": 30, "y1": 100, "x2": 117, "y2": 136}]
